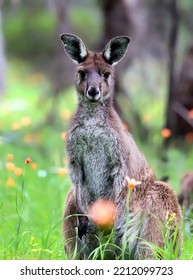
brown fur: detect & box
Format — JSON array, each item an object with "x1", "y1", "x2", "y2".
[
  {"x1": 178, "y1": 172, "x2": 193, "y2": 210},
  {"x1": 61, "y1": 34, "x2": 182, "y2": 259},
  {"x1": 63, "y1": 189, "x2": 78, "y2": 256}
]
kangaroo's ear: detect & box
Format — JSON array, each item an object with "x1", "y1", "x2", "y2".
[
  {"x1": 61, "y1": 33, "x2": 88, "y2": 64},
  {"x1": 102, "y1": 36, "x2": 130, "y2": 65}
]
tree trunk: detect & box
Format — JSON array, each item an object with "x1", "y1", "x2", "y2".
[
  {"x1": 147, "y1": 0, "x2": 170, "y2": 58},
  {"x1": 50, "y1": 0, "x2": 74, "y2": 94},
  {"x1": 0, "y1": 9, "x2": 6, "y2": 95},
  {"x1": 41, "y1": 0, "x2": 74, "y2": 126},
  {"x1": 172, "y1": 41, "x2": 193, "y2": 140},
  {"x1": 97, "y1": 0, "x2": 147, "y2": 136},
  {"x1": 164, "y1": 0, "x2": 179, "y2": 145}
]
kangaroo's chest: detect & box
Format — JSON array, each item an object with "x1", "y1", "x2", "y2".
[
  {"x1": 75, "y1": 123, "x2": 118, "y2": 163},
  {"x1": 69, "y1": 121, "x2": 122, "y2": 200}
]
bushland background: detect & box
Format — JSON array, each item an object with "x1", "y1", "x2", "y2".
[{"x1": 0, "y1": 0, "x2": 193, "y2": 260}]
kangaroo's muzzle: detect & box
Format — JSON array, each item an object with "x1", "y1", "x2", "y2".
[{"x1": 86, "y1": 87, "x2": 101, "y2": 102}]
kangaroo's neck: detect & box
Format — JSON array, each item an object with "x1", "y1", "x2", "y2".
[{"x1": 77, "y1": 96, "x2": 114, "y2": 121}]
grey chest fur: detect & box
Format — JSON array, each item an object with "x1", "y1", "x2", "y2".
[{"x1": 67, "y1": 117, "x2": 123, "y2": 206}]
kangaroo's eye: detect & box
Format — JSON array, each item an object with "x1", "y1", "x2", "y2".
[
  {"x1": 78, "y1": 70, "x2": 86, "y2": 81},
  {"x1": 103, "y1": 71, "x2": 110, "y2": 79}
]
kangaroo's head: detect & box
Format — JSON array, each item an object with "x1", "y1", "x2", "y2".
[{"x1": 61, "y1": 34, "x2": 130, "y2": 104}]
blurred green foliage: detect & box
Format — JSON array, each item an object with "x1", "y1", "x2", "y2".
[
  {"x1": 3, "y1": 9, "x2": 56, "y2": 58},
  {"x1": 69, "y1": 5, "x2": 102, "y2": 48},
  {"x1": 0, "y1": 59, "x2": 74, "y2": 259},
  {"x1": 2, "y1": 2, "x2": 102, "y2": 60}
]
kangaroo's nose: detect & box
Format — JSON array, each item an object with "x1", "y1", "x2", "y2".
[{"x1": 86, "y1": 87, "x2": 101, "y2": 101}]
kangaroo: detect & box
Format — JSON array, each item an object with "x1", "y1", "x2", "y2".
[{"x1": 60, "y1": 34, "x2": 182, "y2": 259}]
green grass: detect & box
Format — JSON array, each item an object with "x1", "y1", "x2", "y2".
[
  {"x1": 0, "y1": 59, "x2": 74, "y2": 260},
  {"x1": 0, "y1": 58, "x2": 193, "y2": 260}
]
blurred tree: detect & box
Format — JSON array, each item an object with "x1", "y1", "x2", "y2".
[
  {"x1": 147, "y1": 0, "x2": 170, "y2": 58},
  {"x1": 164, "y1": 0, "x2": 179, "y2": 146},
  {"x1": 97, "y1": 0, "x2": 148, "y2": 136},
  {"x1": 0, "y1": 7, "x2": 6, "y2": 95},
  {"x1": 164, "y1": 0, "x2": 193, "y2": 144},
  {"x1": 41, "y1": 0, "x2": 75, "y2": 126},
  {"x1": 170, "y1": 41, "x2": 193, "y2": 140},
  {"x1": 50, "y1": 0, "x2": 74, "y2": 93},
  {"x1": 2, "y1": 0, "x2": 56, "y2": 61}
]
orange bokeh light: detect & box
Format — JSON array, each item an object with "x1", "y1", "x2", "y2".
[
  {"x1": 161, "y1": 128, "x2": 172, "y2": 139},
  {"x1": 88, "y1": 199, "x2": 116, "y2": 229}
]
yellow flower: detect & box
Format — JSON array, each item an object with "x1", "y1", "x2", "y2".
[
  {"x1": 60, "y1": 110, "x2": 71, "y2": 120},
  {"x1": 31, "y1": 248, "x2": 41, "y2": 252},
  {"x1": 5, "y1": 162, "x2": 15, "y2": 171},
  {"x1": 11, "y1": 122, "x2": 21, "y2": 131},
  {"x1": 61, "y1": 132, "x2": 67, "y2": 141},
  {"x1": 125, "y1": 176, "x2": 141, "y2": 190},
  {"x1": 14, "y1": 167, "x2": 23, "y2": 176},
  {"x1": 31, "y1": 162, "x2": 37, "y2": 170},
  {"x1": 30, "y1": 236, "x2": 35, "y2": 245},
  {"x1": 30, "y1": 236, "x2": 38, "y2": 247},
  {"x1": 20, "y1": 116, "x2": 32, "y2": 127},
  {"x1": 58, "y1": 168, "x2": 67, "y2": 177},
  {"x1": 7, "y1": 154, "x2": 14, "y2": 160},
  {"x1": 168, "y1": 212, "x2": 176, "y2": 223},
  {"x1": 6, "y1": 178, "x2": 15, "y2": 187}
]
